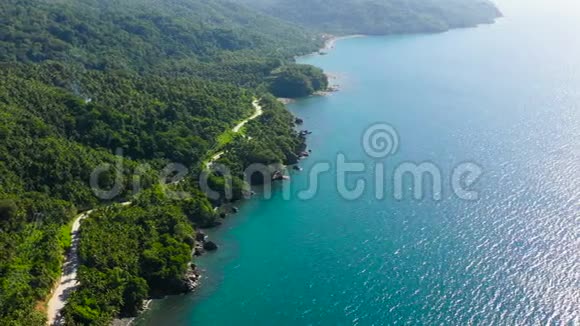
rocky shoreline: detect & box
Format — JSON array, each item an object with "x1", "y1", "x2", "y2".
[
  {"x1": 180, "y1": 229, "x2": 220, "y2": 294},
  {"x1": 111, "y1": 230, "x2": 215, "y2": 326},
  {"x1": 125, "y1": 68, "x2": 320, "y2": 326}
]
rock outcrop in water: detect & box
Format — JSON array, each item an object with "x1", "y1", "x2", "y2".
[
  {"x1": 194, "y1": 230, "x2": 219, "y2": 256},
  {"x1": 184, "y1": 264, "x2": 202, "y2": 292}
]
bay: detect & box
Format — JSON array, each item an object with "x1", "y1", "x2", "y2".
[{"x1": 139, "y1": 0, "x2": 579, "y2": 324}]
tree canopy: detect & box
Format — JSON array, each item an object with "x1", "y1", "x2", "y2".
[
  {"x1": 0, "y1": 0, "x2": 500, "y2": 324},
  {"x1": 240, "y1": 0, "x2": 501, "y2": 35}
]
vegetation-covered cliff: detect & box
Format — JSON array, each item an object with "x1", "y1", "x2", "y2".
[
  {"x1": 241, "y1": 0, "x2": 501, "y2": 35},
  {"x1": 0, "y1": 0, "x2": 315, "y2": 324},
  {"x1": 0, "y1": 0, "x2": 499, "y2": 324}
]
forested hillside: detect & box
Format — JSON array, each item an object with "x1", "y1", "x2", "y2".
[
  {"x1": 241, "y1": 0, "x2": 501, "y2": 35},
  {"x1": 0, "y1": 63, "x2": 308, "y2": 325},
  {"x1": 1, "y1": 0, "x2": 500, "y2": 324},
  {"x1": 0, "y1": 0, "x2": 319, "y2": 68},
  {"x1": 0, "y1": 0, "x2": 318, "y2": 324}
]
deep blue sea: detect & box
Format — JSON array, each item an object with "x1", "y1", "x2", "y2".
[{"x1": 140, "y1": 0, "x2": 579, "y2": 324}]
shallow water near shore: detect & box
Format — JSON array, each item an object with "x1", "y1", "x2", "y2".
[{"x1": 138, "y1": 0, "x2": 579, "y2": 324}]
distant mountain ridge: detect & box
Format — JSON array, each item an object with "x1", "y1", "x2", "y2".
[
  {"x1": 0, "y1": 0, "x2": 321, "y2": 71},
  {"x1": 239, "y1": 0, "x2": 502, "y2": 35},
  {"x1": 0, "y1": 0, "x2": 502, "y2": 324}
]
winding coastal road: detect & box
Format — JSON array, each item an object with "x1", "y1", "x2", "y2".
[
  {"x1": 46, "y1": 209, "x2": 93, "y2": 326},
  {"x1": 46, "y1": 202, "x2": 131, "y2": 325},
  {"x1": 233, "y1": 99, "x2": 263, "y2": 133},
  {"x1": 205, "y1": 99, "x2": 263, "y2": 169},
  {"x1": 46, "y1": 99, "x2": 263, "y2": 325}
]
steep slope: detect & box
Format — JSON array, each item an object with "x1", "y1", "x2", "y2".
[
  {"x1": 240, "y1": 0, "x2": 502, "y2": 35},
  {"x1": 0, "y1": 1, "x2": 315, "y2": 324},
  {"x1": 0, "y1": 0, "x2": 320, "y2": 71},
  {"x1": 1, "y1": 0, "x2": 502, "y2": 324}
]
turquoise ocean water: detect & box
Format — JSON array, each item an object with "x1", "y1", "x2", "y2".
[{"x1": 140, "y1": 0, "x2": 579, "y2": 324}]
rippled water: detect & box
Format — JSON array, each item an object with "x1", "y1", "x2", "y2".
[{"x1": 140, "y1": 0, "x2": 579, "y2": 324}]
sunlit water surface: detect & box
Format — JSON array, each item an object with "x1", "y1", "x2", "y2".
[{"x1": 140, "y1": 0, "x2": 579, "y2": 324}]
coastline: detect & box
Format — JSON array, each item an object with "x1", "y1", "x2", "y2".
[
  {"x1": 0, "y1": 0, "x2": 512, "y2": 324},
  {"x1": 312, "y1": 35, "x2": 365, "y2": 90},
  {"x1": 111, "y1": 300, "x2": 151, "y2": 326},
  {"x1": 320, "y1": 34, "x2": 366, "y2": 55},
  {"x1": 295, "y1": 34, "x2": 366, "y2": 60},
  {"x1": 115, "y1": 100, "x2": 267, "y2": 325},
  {"x1": 136, "y1": 16, "x2": 512, "y2": 324},
  {"x1": 46, "y1": 100, "x2": 264, "y2": 326},
  {"x1": 279, "y1": 35, "x2": 357, "y2": 104},
  {"x1": 138, "y1": 35, "x2": 340, "y2": 325},
  {"x1": 133, "y1": 98, "x2": 306, "y2": 325}
]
